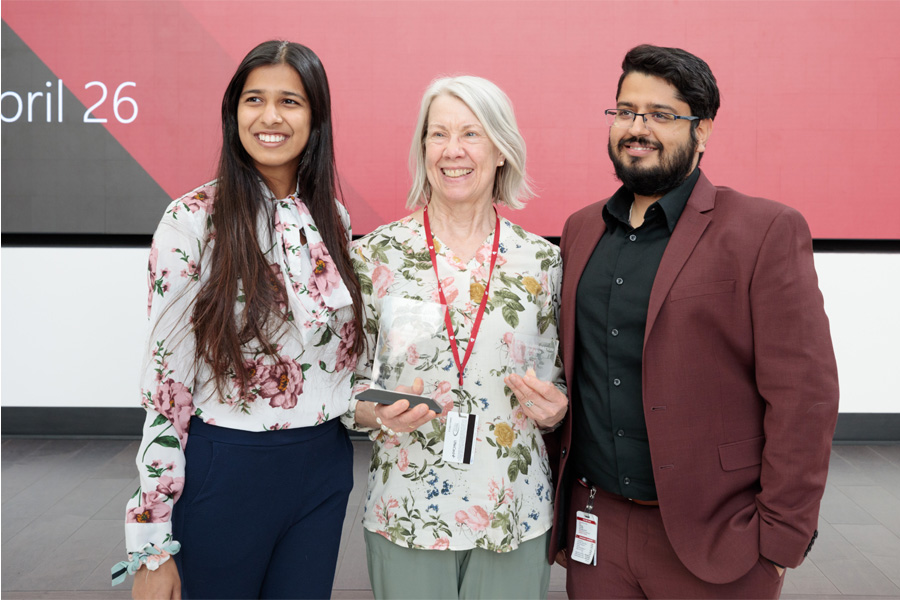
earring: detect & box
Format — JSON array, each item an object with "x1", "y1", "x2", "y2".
[{"x1": 499, "y1": 160, "x2": 505, "y2": 166}]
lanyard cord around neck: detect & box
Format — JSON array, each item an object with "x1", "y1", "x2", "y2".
[{"x1": 423, "y1": 205, "x2": 501, "y2": 387}]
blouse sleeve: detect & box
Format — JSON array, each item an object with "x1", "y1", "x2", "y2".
[
  {"x1": 340, "y1": 238, "x2": 379, "y2": 434},
  {"x1": 547, "y1": 244, "x2": 567, "y2": 397},
  {"x1": 124, "y1": 201, "x2": 205, "y2": 553}
]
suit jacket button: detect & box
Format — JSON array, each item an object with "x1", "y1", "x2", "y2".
[
  {"x1": 561, "y1": 447, "x2": 567, "y2": 457},
  {"x1": 804, "y1": 529, "x2": 818, "y2": 557}
]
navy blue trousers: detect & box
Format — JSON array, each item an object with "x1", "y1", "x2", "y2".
[{"x1": 173, "y1": 416, "x2": 353, "y2": 599}]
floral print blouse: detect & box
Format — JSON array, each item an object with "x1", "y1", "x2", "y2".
[
  {"x1": 124, "y1": 181, "x2": 358, "y2": 554},
  {"x1": 344, "y1": 214, "x2": 564, "y2": 553}
]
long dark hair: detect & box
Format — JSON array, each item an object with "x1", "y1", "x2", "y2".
[{"x1": 192, "y1": 40, "x2": 364, "y2": 395}]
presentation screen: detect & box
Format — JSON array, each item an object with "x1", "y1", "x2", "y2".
[{"x1": 3, "y1": 1, "x2": 899, "y2": 239}]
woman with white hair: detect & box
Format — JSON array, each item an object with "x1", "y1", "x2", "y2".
[{"x1": 344, "y1": 75, "x2": 568, "y2": 599}]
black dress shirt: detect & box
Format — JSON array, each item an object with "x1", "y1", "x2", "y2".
[{"x1": 571, "y1": 168, "x2": 700, "y2": 500}]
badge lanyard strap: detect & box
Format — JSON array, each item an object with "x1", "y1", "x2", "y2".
[{"x1": 423, "y1": 204, "x2": 501, "y2": 388}]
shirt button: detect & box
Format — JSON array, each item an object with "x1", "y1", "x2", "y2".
[
  {"x1": 629, "y1": 234, "x2": 637, "y2": 242},
  {"x1": 616, "y1": 277, "x2": 624, "y2": 285},
  {"x1": 616, "y1": 429, "x2": 625, "y2": 437},
  {"x1": 611, "y1": 329, "x2": 619, "y2": 336},
  {"x1": 623, "y1": 477, "x2": 631, "y2": 485},
  {"x1": 613, "y1": 378, "x2": 621, "y2": 386}
]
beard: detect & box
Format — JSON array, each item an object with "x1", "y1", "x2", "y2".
[{"x1": 608, "y1": 133, "x2": 697, "y2": 197}]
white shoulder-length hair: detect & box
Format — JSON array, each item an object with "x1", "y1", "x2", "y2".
[{"x1": 406, "y1": 75, "x2": 535, "y2": 211}]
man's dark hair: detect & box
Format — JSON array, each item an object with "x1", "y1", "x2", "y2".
[{"x1": 617, "y1": 44, "x2": 720, "y2": 120}]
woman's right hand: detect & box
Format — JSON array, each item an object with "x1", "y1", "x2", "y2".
[
  {"x1": 131, "y1": 558, "x2": 180, "y2": 600},
  {"x1": 355, "y1": 378, "x2": 437, "y2": 433}
]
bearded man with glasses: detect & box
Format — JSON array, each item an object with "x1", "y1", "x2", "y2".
[{"x1": 506, "y1": 44, "x2": 839, "y2": 599}]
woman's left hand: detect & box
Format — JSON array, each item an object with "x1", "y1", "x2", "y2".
[{"x1": 504, "y1": 369, "x2": 568, "y2": 430}]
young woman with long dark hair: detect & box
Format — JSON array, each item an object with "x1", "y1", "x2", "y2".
[{"x1": 114, "y1": 40, "x2": 364, "y2": 599}]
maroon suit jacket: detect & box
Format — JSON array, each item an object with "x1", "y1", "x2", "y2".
[{"x1": 548, "y1": 172, "x2": 839, "y2": 584}]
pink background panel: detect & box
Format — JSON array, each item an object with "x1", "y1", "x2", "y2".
[{"x1": 4, "y1": 0, "x2": 899, "y2": 238}]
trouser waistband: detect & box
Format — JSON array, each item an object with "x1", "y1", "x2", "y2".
[
  {"x1": 187, "y1": 415, "x2": 341, "y2": 446},
  {"x1": 577, "y1": 475, "x2": 660, "y2": 507}
]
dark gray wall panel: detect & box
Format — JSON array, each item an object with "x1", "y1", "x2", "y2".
[
  {"x1": 1, "y1": 407, "x2": 897, "y2": 442},
  {"x1": 1, "y1": 21, "x2": 169, "y2": 235}
]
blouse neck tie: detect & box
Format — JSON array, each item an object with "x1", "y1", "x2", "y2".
[{"x1": 263, "y1": 184, "x2": 353, "y2": 342}]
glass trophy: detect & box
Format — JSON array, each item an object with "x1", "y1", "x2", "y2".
[
  {"x1": 358, "y1": 296, "x2": 445, "y2": 412},
  {"x1": 503, "y1": 332, "x2": 559, "y2": 381}
]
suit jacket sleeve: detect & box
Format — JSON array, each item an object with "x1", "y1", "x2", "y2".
[{"x1": 750, "y1": 206, "x2": 839, "y2": 567}]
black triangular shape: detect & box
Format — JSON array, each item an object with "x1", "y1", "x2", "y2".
[{"x1": 2, "y1": 20, "x2": 170, "y2": 235}]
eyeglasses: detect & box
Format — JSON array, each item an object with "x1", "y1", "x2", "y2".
[{"x1": 605, "y1": 109, "x2": 700, "y2": 128}]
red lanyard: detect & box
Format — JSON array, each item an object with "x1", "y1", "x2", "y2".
[{"x1": 423, "y1": 205, "x2": 501, "y2": 387}]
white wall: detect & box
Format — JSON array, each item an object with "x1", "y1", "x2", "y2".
[
  {"x1": 2, "y1": 247, "x2": 147, "y2": 408},
  {"x1": 817, "y1": 253, "x2": 900, "y2": 413},
  {"x1": 2, "y1": 247, "x2": 898, "y2": 412}
]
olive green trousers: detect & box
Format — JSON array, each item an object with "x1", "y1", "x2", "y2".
[{"x1": 364, "y1": 528, "x2": 551, "y2": 599}]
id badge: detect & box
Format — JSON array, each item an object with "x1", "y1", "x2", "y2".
[
  {"x1": 570, "y1": 511, "x2": 598, "y2": 566},
  {"x1": 442, "y1": 411, "x2": 478, "y2": 464}
]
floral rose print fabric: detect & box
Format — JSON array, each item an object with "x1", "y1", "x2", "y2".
[
  {"x1": 125, "y1": 181, "x2": 356, "y2": 553},
  {"x1": 344, "y1": 215, "x2": 564, "y2": 552}
]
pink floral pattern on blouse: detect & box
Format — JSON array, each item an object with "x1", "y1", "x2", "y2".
[
  {"x1": 343, "y1": 215, "x2": 565, "y2": 553},
  {"x1": 124, "y1": 181, "x2": 357, "y2": 554}
]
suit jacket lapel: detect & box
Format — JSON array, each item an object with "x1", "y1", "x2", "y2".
[{"x1": 644, "y1": 172, "x2": 716, "y2": 343}]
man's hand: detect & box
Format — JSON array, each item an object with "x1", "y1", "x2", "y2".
[
  {"x1": 555, "y1": 549, "x2": 568, "y2": 568},
  {"x1": 762, "y1": 556, "x2": 785, "y2": 577}
]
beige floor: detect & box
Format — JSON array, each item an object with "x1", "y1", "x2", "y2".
[{"x1": 2, "y1": 438, "x2": 899, "y2": 599}]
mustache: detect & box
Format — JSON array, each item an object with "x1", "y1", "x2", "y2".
[{"x1": 618, "y1": 136, "x2": 661, "y2": 151}]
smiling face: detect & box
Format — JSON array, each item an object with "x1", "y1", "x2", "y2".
[
  {"x1": 237, "y1": 63, "x2": 311, "y2": 194},
  {"x1": 424, "y1": 94, "x2": 504, "y2": 209},
  {"x1": 607, "y1": 72, "x2": 711, "y2": 198}
]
